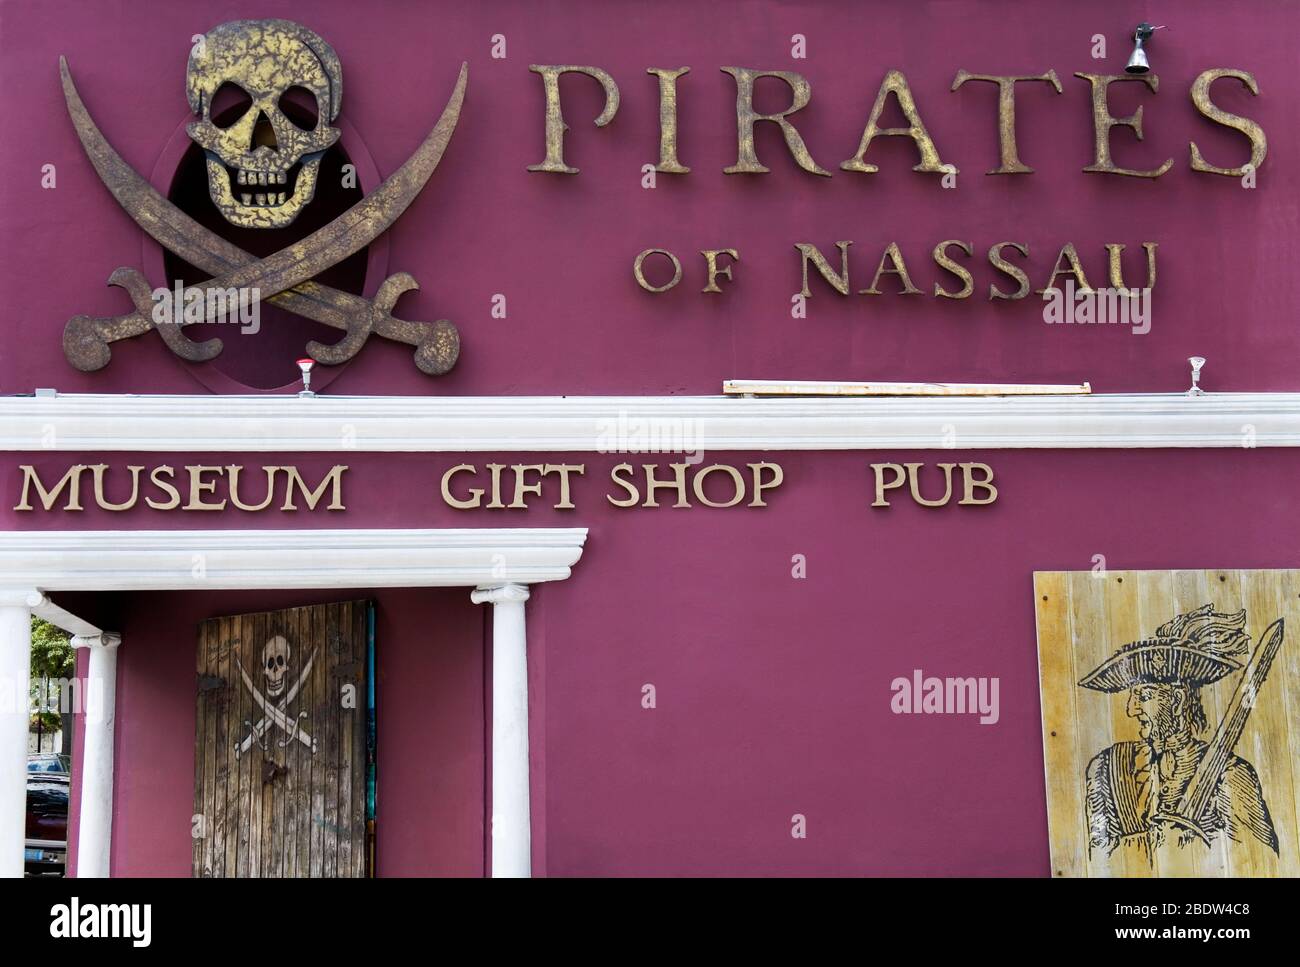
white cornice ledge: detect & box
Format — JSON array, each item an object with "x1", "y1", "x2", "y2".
[
  {"x1": 0, "y1": 528, "x2": 589, "y2": 591},
  {"x1": 0, "y1": 393, "x2": 1297, "y2": 451}
]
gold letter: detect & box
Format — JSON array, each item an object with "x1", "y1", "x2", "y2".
[
  {"x1": 906, "y1": 462, "x2": 955, "y2": 507},
  {"x1": 701, "y1": 249, "x2": 739, "y2": 293},
  {"x1": 871, "y1": 463, "x2": 907, "y2": 507},
  {"x1": 842, "y1": 70, "x2": 954, "y2": 175},
  {"x1": 959, "y1": 463, "x2": 998, "y2": 505},
  {"x1": 721, "y1": 67, "x2": 830, "y2": 176},
  {"x1": 15, "y1": 464, "x2": 87, "y2": 511},
  {"x1": 692, "y1": 464, "x2": 746, "y2": 508},
  {"x1": 933, "y1": 240, "x2": 974, "y2": 299},
  {"x1": 634, "y1": 249, "x2": 682, "y2": 292},
  {"x1": 1189, "y1": 69, "x2": 1267, "y2": 176},
  {"x1": 795, "y1": 241, "x2": 852, "y2": 297},
  {"x1": 185, "y1": 465, "x2": 227, "y2": 511},
  {"x1": 146, "y1": 466, "x2": 180, "y2": 511},
  {"x1": 950, "y1": 71, "x2": 1062, "y2": 174},
  {"x1": 648, "y1": 67, "x2": 690, "y2": 173},
  {"x1": 543, "y1": 464, "x2": 585, "y2": 509},
  {"x1": 1105, "y1": 242, "x2": 1158, "y2": 297},
  {"x1": 441, "y1": 464, "x2": 482, "y2": 509},
  {"x1": 988, "y1": 242, "x2": 1030, "y2": 300},
  {"x1": 485, "y1": 465, "x2": 507, "y2": 509},
  {"x1": 1037, "y1": 243, "x2": 1093, "y2": 295},
  {"x1": 509, "y1": 464, "x2": 547, "y2": 509},
  {"x1": 90, "y1": 464, "x2": 142, "y2": 511},
  {"x1": 1075, "y1": 73, "x2": 1172, "y2": 178},
  {"x1": 861, "y1": 242, "x2": 921, "y2": 295},
  {"x1": 280, "y1": 465, "x2": 347, "y2": 511},
  {"x1": 607, "y1": 463, "x2": 640, "y2": 507},
  {"x1": 527, "y1": 66, "x2": 620, "y2": 174},
  {"x1": 749, "y1": 462, "x2": 784, "y2": 507},
  {"x1": 225, "y1": 465, "x2": 277, "y2": 512},
  {"x1": 642, "y1": 464, "x2": 690, "y2": 508}
]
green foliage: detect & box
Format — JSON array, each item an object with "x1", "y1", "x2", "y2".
[
  {"x1": 31, "y1": 617, "x2": 74, "y2": 679},
  {"x1": 30, "y1": 710, "x2": 61, "y2": 731}
]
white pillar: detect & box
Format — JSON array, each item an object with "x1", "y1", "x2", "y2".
[
  {"x1": 471, "y1": 583, "x2": 532, "y2": 878},
  {"x1": 0, "y1": 589, "x2": 45, "y2": 878},
  {"x1": 70, "y1": 632, "x2": 120, "y2": 878}
]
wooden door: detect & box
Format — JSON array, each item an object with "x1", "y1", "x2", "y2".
[{"x1": 193, "y1": 600, "x2": 370, "y2": 877}]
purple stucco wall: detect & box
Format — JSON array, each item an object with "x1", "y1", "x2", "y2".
[
  {"x1": 3, "y1": 0, "x2": 1299, "y2": 874},
  {"x1": 1, "y1": 0, "x2": 1294, "y2": 395}
]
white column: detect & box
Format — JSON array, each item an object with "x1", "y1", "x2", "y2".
[
  {"x1": 471, "y1": 582, "x2": 532, "y2": 878},
  {"x1": 70, "y1": 632, "x2": 120, "y2": 878},
  {"x1": 0, "y1": 589, "x2": 45, "y2": 878}
]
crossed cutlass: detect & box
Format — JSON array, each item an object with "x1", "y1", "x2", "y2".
[
  {"x1": 235, "y1": 649, "x2": 317, "y2": 758},
  {"x1": 59, "y1": 57, "x2": 467, "y2": 375}
]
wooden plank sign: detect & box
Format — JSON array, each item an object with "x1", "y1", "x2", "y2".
[
  {"x1": 192, "y1": 600, "x2": 369, "y2": 878},
  {"x1": 1034, "y1": 569, "x2": 1300, "y2": 878}
]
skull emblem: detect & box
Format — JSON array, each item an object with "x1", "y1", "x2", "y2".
[
  {"x1": 185, "y1": 20, "x2": 342, "y2": 229},
  {"x1": 263, "y1": 634, "x2": 290, "y2": 699}
]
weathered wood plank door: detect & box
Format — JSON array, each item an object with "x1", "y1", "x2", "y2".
[{"x1": 193, "y1": 600, "x2": 369, "y2": 878}]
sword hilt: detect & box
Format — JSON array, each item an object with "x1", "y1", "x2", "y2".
[
  {"x1": 64, "y1": 267, "x2": 222, "y2": 370},
  {"x1": 305, "y1": 271, "x2": 460, "y2": 375}
]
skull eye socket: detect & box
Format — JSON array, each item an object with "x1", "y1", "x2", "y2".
[
  {"x1": 266, "y1": 657, "x2": 276, "y2": 671},
  {"x1": 276, "y1": 655, "x2": 286, "y2": 668},
  {"x1": 209, "y1": 82, "x2": 253, "y2": 129},
  {"x1": 278, "y1": 86, "x2": 320, "y2": 131}
]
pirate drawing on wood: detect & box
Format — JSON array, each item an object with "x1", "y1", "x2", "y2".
[{"x1": 1080, "y1": 604, "x2": 1281, "y2": 863}]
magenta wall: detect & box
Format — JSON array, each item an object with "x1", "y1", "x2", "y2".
[
  {"x1": 62, "y1": 586, "x2": 486, "y2": 877},
  {"x1": 3, "y1": 0, "x2": 1300, "y2": 875},
  {"x1": 0, "y1": 0, "x2": 1294, "y2": 395},
  {"x1": 17, "y1": 448, "x2": 1300, "y2": 875}
]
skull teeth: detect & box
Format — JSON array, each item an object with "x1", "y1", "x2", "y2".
[{"x1": 235, "y1": 169, "x2": 288, "y2": 189}]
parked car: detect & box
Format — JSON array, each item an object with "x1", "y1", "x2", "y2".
[
  {"x1": 26, "y1": 753, "x2": 69, "y2": 774},
  {"x1": 25, "y1": 772, "x2": 68, "y2": 876}
]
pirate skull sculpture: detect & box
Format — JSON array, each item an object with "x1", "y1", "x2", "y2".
[
  {"x1": 263, "y1": 634, "x2": 291, "y2": 699},
  {"x1": 185, "y1": 20, "x2": 342, "y2": 229}
]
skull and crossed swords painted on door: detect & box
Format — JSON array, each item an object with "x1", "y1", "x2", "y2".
[
  {"x1": 60, "y1": 18, "x2": 465, "y2": 375},
  {"x1": 194, "y1": 602, "x2": 369, "y2": 878},
  {"x1": 234, "y1": 634, "x2": 317, "y2": 758}
]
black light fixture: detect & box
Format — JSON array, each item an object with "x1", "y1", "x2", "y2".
[{"x1": 1125, "y1": 22, "x2": 1165, "y2": 74}]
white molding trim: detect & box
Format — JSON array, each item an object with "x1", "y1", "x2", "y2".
[
  {"x1": 0, "y1": 528, "x2": 588, "y2": 591},
  {"x1": 0, "y1": 392, "x2": 1297, "y2": 451},
  {"x1": 35, "y1": 600, "x2": 103, "y2": 638}
]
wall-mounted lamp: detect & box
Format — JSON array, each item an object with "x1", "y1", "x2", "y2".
[
  {"x1": 297, "y1": 357, "x2": 315, "y2": 397},
  {"x1": 1125, "y1": 22, "x2": 1165, "y2": 74},
  {"x1": 1187, "y1": 356, "x2": 1206, "y2": 396}
]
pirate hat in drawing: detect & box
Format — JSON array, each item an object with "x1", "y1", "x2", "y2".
[{"x1": 1078, "y1": 603, "x2": 1251, "y2": 692}]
